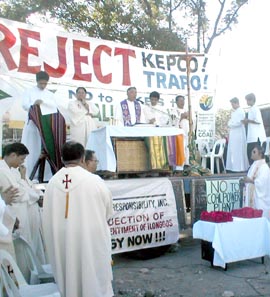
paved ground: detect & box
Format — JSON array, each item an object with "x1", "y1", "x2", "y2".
[{"x1": 112, "y1": 229, "x2": 270, "y2": 297}]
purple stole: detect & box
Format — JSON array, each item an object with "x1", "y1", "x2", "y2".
[{"x1": 120, "y1": 99, "x2": 141, "y2": 126}]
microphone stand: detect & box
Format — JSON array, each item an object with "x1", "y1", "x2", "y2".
[{"x1": 136, "y1": 98, "x2": 145, "y2": 105}]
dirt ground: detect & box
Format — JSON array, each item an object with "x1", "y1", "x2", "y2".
[{"x1": 112, "y1": 229, "x2": 270, "y2": 297}]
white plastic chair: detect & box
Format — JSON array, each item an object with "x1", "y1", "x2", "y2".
[
  {"x1": 201, "y1": 139, "x2": 226, "y2": 174},
  {"x1": 197, "y1": 140, "x2": 210, "y2": 157},
  {"x1": 13, "y1": 235, "x2": 54, "y2": 285},
  {"x1": 0, "y1": 249, "x2": 60, "y2": 297}
]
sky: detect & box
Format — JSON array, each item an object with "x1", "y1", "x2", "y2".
[{"x1": 212, "y1": 0, "x2": 270, "y2": 110}]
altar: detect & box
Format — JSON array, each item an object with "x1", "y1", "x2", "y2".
[
  {"x1": 193, "y1": 217, "x2": 270, "y2": 268},
  {"x1": 86, "y1": 126, "x2": 184, "y2": 172}
]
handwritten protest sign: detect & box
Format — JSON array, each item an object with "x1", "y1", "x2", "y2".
[
  {"x1": 206, "y1": 179, "x2": 242, "y2": 212},
  {"x1": 191, "y1": 176, "x2": 244, "y2": 223}
]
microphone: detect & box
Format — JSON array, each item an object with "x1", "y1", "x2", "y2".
[{"x1": 136, "y1": 98, "x2": 144, "y2": 105}]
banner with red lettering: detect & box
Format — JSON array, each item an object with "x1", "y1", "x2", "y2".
[
  {"x1": 0, "y1": 17, "x2": 215, "y2": 92},
  {"x1": 0, "y1": 17, "x2": 218, "y2": 153},
  {"x1": 105, "y1": 178, "x2": 179, "y2": 254},
  {"x1": 0, "y1": 17, "x2": 217, "y2": 110}
]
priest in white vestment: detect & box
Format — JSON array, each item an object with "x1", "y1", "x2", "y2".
[
  {"x1": 21, "y1": 71, "x2": 66, "y2": 182},
  {"x1": 243, "y1": 144, "x2": 270, "y2": 218},
  {"x1": 43, "y1": 141, "x2": 114, "y2": 297},
  {"x1": 226, "y1": 97, "x2": 249, "y2": 172},
  {"x1": 68, "y1": 87, "x2": 100, "y2": 147},
  {"x1": 0, "y1": 188, "x2": 18, "y2": 259},
  {"x1": 114, "y1": 86, "x2": 145, "y2": 126},
  {"x1": 172, "y1": 95, "x2": 189, "y2": 167},
  {"x1": 0, "y1": 143, "x2": 46, "y2": 266}
]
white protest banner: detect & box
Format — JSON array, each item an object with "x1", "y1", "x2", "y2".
[
  {"x1": 105, "y1": 178, "x2": 179, "y2": 254},
  {"x1": 205, "y1": 179, "x2": 242, "y2": 212},
  {"x1": 0, "y1": 17, "x2": 217, "y2": 118}
]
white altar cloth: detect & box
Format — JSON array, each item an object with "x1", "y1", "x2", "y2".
[
  {"x1": 193, "y1": 217, "x2": 270, "y2": 268},
  {"x1": 86, "y1": 126, "x2": 184, "y2": 172}
]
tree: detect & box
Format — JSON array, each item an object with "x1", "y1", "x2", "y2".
[
  {"x1": 0, "y1": 0, "x2": 248, "y2": 53},
  {"x1": 170, "y1": 0, "x2": 248, "y2": 53},
  {"x1": 0, "y1": 0, "x2": 186, "y2": 51},
  {"x1": 0, "y1": 0, "x2": 61, "y2": 22}
]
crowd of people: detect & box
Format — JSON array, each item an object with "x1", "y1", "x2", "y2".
[{"x1": 0, "y1": 70, "x2": 270, "y2": 296}]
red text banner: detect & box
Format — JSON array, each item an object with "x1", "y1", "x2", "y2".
[{"x1": 0, "y1": 17, "x2": 215, "y2": 94}]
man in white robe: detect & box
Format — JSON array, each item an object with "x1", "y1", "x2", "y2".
[
  {"x1": 242, "y1": 93, "x2": 266, "y2": 165},
  {"x1": 43, "y1": 141, "x2": 114, "y2": 297},
  {"x1": 0, "y1": 143, "x2": 46, "y2": 266},
  {"x1": 21, "y1": 71, "x2": 66, "y2": 181},
  {"x1": 68, "y1": 87, "x2": 100, "y2": 147},
  {"x1": 172, "y1": 95, "x2": 189, "y2": 167},
  {"x1": 226, "y1": 97, "x2": 249, "y2": 172},
  {"x1": 0, "y1": 187, "x2": 18, "y2": 259},
  {"x1": 114, "y1": 86, "x2": 145, "y2": 126},
  {"x1": 243, "y1": 144, "x2": 270, "y2": 218}
]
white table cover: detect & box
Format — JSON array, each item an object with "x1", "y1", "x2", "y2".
[
  {"x1": 86, "y1": 126, "x2": 184, "y2": 172},
  {"x1": 193, "y1": 217, "x2": 270, "y2": 268}
]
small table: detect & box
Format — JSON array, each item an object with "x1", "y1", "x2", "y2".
[{"x1": 193, "y1": 217, "x2": 270, "y2": 269}]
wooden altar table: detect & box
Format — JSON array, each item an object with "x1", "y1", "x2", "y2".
[{"x1": 86, "y1": 126, "x2": 184, "y2": 172}]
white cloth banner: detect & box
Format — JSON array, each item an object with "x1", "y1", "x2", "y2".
[
  {"x1": 105, "y1": 177, "x2": 179, "y2": 254},
  {"x1": 0, "y1": 17, "x2": 216, "y2": 93}
]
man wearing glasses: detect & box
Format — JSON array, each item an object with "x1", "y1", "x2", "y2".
[
  {"x1": 243, "y1": 144, "x2": 270, "y2": 217},
  {"x1": 85, "y1": 150, "x2": 99, "y2": 173}
]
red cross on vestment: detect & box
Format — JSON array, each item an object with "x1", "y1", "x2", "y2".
[
  {"x1": 62, "y1": 174, "x2": 72, "y2": 218},
  {"x1": 62, "y1": 174, "x2": 72, "y2": 189}
]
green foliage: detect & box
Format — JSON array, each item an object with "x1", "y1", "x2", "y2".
[
  {"x1": 215, "y1": 108, "x2": 231, "y2": 139},
  {"x1": 0, "y1": 0, "x2": 60, "y2": 22},
  {"x1": 180, "y1": 131, "x2": 212, "y2": 176},
  {"x1": 50, "y1": 0, "x2": 185, "y2": 51}
]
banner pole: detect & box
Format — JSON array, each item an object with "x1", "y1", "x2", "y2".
[{"x1": 185, "y1": 41, "x2": 193, "y2": 147}]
